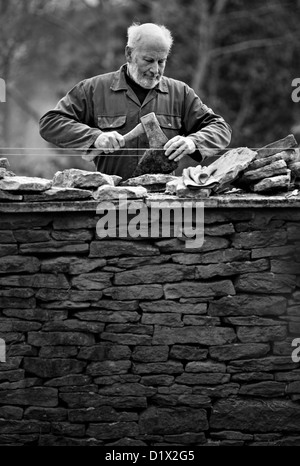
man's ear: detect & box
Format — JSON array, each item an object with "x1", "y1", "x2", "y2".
[{"x1": 125, "y1": 46, "x2": 132, "y2": 62}]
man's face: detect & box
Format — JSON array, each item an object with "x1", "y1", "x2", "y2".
[{"x1": 126, "y1": 38, "x2": 169, "y2": 89}]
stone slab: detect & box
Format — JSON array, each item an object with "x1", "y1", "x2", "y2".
[
  {"x1": 0, "y1": 176, "x2": 52, "y2": 192},
  {"x1": 52, "y1": 169, "x2": 117, "y2": 188},
  {"x1": 92, "y1": 185, "x2": 147, "y2": 200},
  {"x1": 23, "y1": 187, "x2": 92, "y2": 201}
]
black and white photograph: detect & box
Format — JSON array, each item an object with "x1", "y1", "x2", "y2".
[{"x1": 0, "y1": 0, "x2": 300, "y2": 455}]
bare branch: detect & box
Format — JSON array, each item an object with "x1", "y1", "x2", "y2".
[{"x1": 210, "y1": 33, "x2": 297, "y2": 58}]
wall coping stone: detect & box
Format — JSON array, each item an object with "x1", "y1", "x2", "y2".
[{"x1": 0, "y1": 193, "x2": 300, "y2": 212}]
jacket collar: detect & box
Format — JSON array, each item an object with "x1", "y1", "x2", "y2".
[{"x1": 110, "y1": 64, "x2": 169, "y2": 93}]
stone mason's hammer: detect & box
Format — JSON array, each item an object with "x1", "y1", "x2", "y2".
[
  {"x1": 83, "y1": 112, "x2": 178, "y2": 175},
  {"x1": 130, "y1": 112, "x2": 178, "y2": 176}
]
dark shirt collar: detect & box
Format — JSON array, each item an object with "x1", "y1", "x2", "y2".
[{"x1": 110, "y1": 64, "x2": 169, "y2": 93}]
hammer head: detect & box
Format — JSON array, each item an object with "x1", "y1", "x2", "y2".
[
  {"x1": 131, "y1": 112, "x2": 178, "y2": 178},
  {"x1": 140, "y1": 112, "x2": 168, "y2": 148}
]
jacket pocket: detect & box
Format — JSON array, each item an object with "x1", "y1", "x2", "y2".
[
  {"x1": 156, "y1": 114, "x2": 182, "y2": 140},
  {"x1": 97, "y1": 115, "x2": 126, "y2": 130},
  {"x1": 156, "y1": 114, "x2": 182, "y2": 130}
]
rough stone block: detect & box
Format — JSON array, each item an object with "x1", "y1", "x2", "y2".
[
  {"x1": 27, "y1": 332, "x2": 95, "y2": 346},
  {"x1": 235, "y1": 272, "x2": 296, "y2": 294},
  {"x1": 139, "y1": 406, "x2": 208, "y2": 434},
  {"x1": 164, "y1": 279, "x2": 235, "y2": 299},
  {"x1": 0, "y1": 176, "x2": 52, "y2": 191},
  {"x1": 90, "y1": 240, "x2": 159, "y2": 257},
  {"x1": 114, "y1": 264, "x2": 195, "y2": 285},
  {"x1": 23, "y1": 358, "x2": 86, "y2": 378},
  {"x1": 52, "y1": 169, "x2": 115, "y2": 188},
  {"x1": 104, "y1": 284, "x2": 164, "y2": 300},
  {"x1": 0, "y1": 256, "x2": 40, "y2": 274},
  {"x1": 0, "y1": 387, "x2": 58, "y2": 407},
  {"x1": 152, "y1": 325, "x2": 235, "y2": 346},
  {"x1": 93, "y1": 185, "x2": 147, "y2": 200},
  {"x1": 210, "y1": 398, "x2": 300, "y2": 432},
  {"x1": 208, "y1": 294, "x2": 286, "y2": 316}
]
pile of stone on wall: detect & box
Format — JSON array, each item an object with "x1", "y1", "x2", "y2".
[{"x1": 0, "y1": 201, "x2": 299, "y2": 446}]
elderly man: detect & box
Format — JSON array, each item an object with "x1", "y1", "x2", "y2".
[{"x1": 39, "y1": 22, "x2": 231, "y2": 180}]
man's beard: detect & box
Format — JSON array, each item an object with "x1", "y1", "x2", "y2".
[{"x1": 128, "y1": 62, "x2": 162, "y2": 89}]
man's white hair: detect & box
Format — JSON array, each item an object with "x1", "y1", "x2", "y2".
[{"x1": 127, "y1": 22, "x2": 173, "y2": 54}]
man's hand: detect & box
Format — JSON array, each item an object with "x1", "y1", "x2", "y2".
[
  {"x1": 82, "y1": 131, "x2": 125, "y2": 162},
  {"x1": 94, "y1": 131, "x2": 125, "y2": 154},
  {"x1": 164, "y1": 136, "x2": 196, "y2": 162}
]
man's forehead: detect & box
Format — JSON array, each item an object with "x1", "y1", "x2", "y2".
[{"x1": 135, "y1": 35, "x2": 169, "y2": 56}]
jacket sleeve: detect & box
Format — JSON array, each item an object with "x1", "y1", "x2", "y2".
[
  {"x1": 39, "y1": 80, "x2": 101, "y2": 151},
  {"x1": 182, "y1": 85, "x2": 232, "y2": 161}
]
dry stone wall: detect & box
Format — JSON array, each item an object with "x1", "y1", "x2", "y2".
[{"x1": 0, "y1": 201, "x2": 300, "y2": 446}]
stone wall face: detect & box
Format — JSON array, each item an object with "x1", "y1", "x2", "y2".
[{"x1": 0, "y1": 204, "x2": 300, "y2": 446}]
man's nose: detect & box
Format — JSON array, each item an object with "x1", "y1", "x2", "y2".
[{"x1": 149, "y1": 62, "x2": 159, "y2": 74}]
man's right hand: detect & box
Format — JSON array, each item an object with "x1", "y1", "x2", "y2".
[
  {"x1": 82, "y1": 131, "x2": 125, "y2": 161},
  {"x1": 94, "y1": 131, "x2": 125, "y2": 154}
]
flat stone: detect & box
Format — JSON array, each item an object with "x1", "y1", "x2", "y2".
[
  {"x1": 203, "y1": 147, "x2": 257, "y2": 193},
  {"x1": 114, "y1": 264, "x2": 194, "y2": 285},
  {"x1": 0, "y1": 158, "x2": 10, "y2": 169},
  {"x1": 0, "y1": 176, "x2": 52, "y2": 191},
  {"x1": 0, "y1": 406, "x2": 23, "y2": 420},
  {"x1": 27, "y1": 331, "x2": 94, "y2": 346},
  {"x1": 235, "y1": 272, "x2": 296, "y2": 293},
  {"x1": 164, "y1": 279, "x2": 235, "y2": 299},
  {"x1": 0, "y1": 256, "x2": 40, "y2": 274},
  {"x1": 243, "y1": 159, "x2": 288, "y2": 181},
  {"x1": 0, "y1": 168, "x2": 15, "y2": 178},
  {"x1": 69, "y1": 406, "x2": 137, "y2": 423},
  {"x1": 23, "y1": 187, "x2": 92, "y2": 201},
  {"x1": 41, "y1": 256, "x2": 106, "y2": 274},
  {"x1": 0, "y1": 387, "x2": 58, "y2": 407},
  {"x1": 92, "y1": 185, "x2": 147, "y2": 200},
  {"x1": 104, "y1": 284, "x2": 164, "y2": 300},
  {"x1": 237, "y1": 326, "x2": 287, "y2": 342},
  {"x1": 140, "y1": 300, "x2": 206, "y2": 314},
  {"x1": 71, "y1": 272, "x2": 113, "y2": 290},
  {"x1": 239, "y1": 381, "x2": 286, "y2": 397},
  {"x1": 90, "y1": 240, "x2": 159, "y2": 257},
  {"x1": 228, "y1": 356, "x2": 295, "y2": 373},
  {"x1": 0, "y1": 190, "x2": 23, "y2": 201},
  {"x1": 252, "y1": 173, "x2": 291, "y2": 192},
  {"x1": 139, "y1": 406, "x2": 208, "y2": 434},
  {"x1": 86, "y1": 421, "x2": 139, "y2": 440},
  {"x1": 19, "y1": 241, "x2": 88, "y2": 254},
  {"x1": 52, "y1": 169, "x2": 115, "y2": 188},
  {"x1": 24, "y1": 407, "x2": 67, "y2": 421},
  {"x1": 208, "y1": 295, "x2": 286, "y2": 316},
  {"x1": 122, "y1": 174, "x2": 178, "y2": 187},
  {"x1": 210, "y1": 398, "x2": 300, "y2": 432},
  {"x1": 23, "y1": 358, "x2": 86, "y2": 378},
  {"x1": 209, "y1": 343, "x2": 270, "y2": 361},
  {"x1": 256, "y1": 134, "x2": 298, "y2": 158},
  {"x1": 152, "y1": 325, "x2": 235, "y2": 346},
  {"x1": 247, "y1": 150, "x2": 297, "y2": 170}
]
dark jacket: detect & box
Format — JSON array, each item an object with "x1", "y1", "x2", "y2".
[{"x1": 39, "y1": 64, "x2": 232, "y2": 179}]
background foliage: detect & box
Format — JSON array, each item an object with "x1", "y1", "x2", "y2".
[{"x1": 1, "y1": 0, "x2": 300, "y2": 177}]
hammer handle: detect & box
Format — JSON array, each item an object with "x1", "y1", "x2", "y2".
[{"x1": 123, "y1": 123, "x2": 144, "y2": 144}]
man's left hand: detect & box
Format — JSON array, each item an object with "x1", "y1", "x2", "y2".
[{"x1": 164, "y1": 136, "x2": 196, "y2": 162}]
